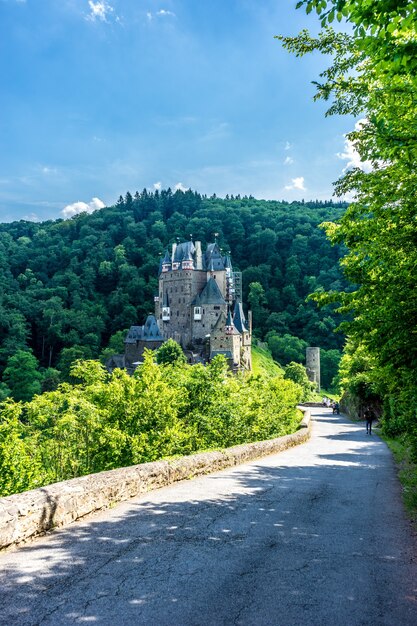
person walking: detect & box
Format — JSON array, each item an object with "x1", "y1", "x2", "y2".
[{"x1": 364, "y1": 408, "x2": 375, "y2": 434}]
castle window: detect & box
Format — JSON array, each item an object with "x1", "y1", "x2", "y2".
[
  {"x1": 194, "y1": 306, "x2": 202, "y2": 321},
  {"x1": 214, "y1": 306, "x2": 220, "y2": 310}
]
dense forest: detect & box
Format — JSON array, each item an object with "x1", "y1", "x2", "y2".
[{"x1": 0, "y1": 191, "x2": 348, "y2": 400}]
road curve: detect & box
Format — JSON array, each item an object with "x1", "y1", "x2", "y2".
[{"x1": 1, "y1": 408, "x2": 416, "y2": 626}]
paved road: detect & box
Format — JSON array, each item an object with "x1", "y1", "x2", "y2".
[{"x1": 1, "y1": 409, "x2": 416, "y2": 626}]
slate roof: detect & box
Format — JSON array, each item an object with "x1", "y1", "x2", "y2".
[
  {"x1": 224, "y1": 254, "x2": 233, "y2": 270},
  {"x1": 204, "y1": 243, "x2": 225, "y2": 271},
  {"x1": 173, "y1": 241, "x2": 196, "y2": 263},
  {"x1": 125, "y1": 315, "x2": 164, "y2": 343},
  {"x1": 192, "y1": 277, "x2": 226, "y2": 306},
  {"x1": 233, "y1": 301, "x2": 248, "y2": 333},
  {"x1": 159, "y1": 241, "x2": 234, "y2": 273}
]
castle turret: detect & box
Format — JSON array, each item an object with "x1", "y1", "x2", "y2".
[{"x1": 306, "y1": 347, "x2": 320, "y2": 391}]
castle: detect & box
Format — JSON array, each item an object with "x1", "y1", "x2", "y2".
[{"x1": 119, "y1": 239, "x2": 252, "y2": 372}]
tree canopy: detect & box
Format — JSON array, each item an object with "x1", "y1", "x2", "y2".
[{"x1": 280, "y1": 0, "x2": 417, "y2": 448}]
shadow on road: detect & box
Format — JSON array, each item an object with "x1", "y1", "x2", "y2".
[{"x1": 1, "y1": 412, "x2": 416, "y2": 625}]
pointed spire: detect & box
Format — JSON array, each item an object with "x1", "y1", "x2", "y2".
[{"x1": 233, "y1": 300, "x2": 248, "y2": 334}]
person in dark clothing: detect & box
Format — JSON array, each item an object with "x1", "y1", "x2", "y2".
[{"x1": 364, "y1": 408, "x2": 375, "y2": 434}]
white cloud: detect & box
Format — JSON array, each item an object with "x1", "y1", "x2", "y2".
[
  {"x1": 62, "y1": 197, "x2": 105, "y2": 219},
  {"x1": 337, "y1": 119, "x2": 373, "y2": 173},
  {"x1": 283, "y1": 156, "x2": 294, "y2": 165},
  {"x1": 174, "y1": 182, "x2": 188, "y2": 192},
  {"x1": 86, "y1": 1, "x2": 114, "y2": 22},
  {"x1": 284, "y1": 141, "x2": 292, "y2": 151},
  {"x1": 153, "y1": 181, "x2": 162, "y2": 190},
  {"x1": 147, "y1": 9, "x2": 176, "y2": 20},
  {"x1": 157, "y1": 9, "x2": 175, "y2": 17},
  {"x1": 285, "y1": 176, "x2": 305, "y2": 191}
]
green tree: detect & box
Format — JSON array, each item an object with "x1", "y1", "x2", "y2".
[
  {"x1": 266, "y1": 333, "x2": 307, "y2": 366},
  {"x1": 320, "y1": 348, "x2": 342, "y2": 390},
  {"x1": 3, "y1": 351, "x2": 42, "y2": 402},
  {"x1": 57, "y1": 346, "x2": 93, "y2": 382},
  {"x1": 156, "y1": 339, "x2": 186, "y2": 366},
  {"x1": 0, "y1": 401, "x2": 45, "y2": 496},
  {"x1": 279, "y1": 0, "x2": 417, "y2": 448},
  {"x1": 284, "y1": 362, "x2": 315, "y2": 401},
  {"x1": 248, "y1": 282, "x2": 269, "y2": 336}
]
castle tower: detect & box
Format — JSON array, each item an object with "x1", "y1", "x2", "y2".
[
  {"x1": 306, "y1": 347, "x2": 320, "y2": 391},
  {"x1": 154, "y1": 239, "x2": 252, "y2": 369}
]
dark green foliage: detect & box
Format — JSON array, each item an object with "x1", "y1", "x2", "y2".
[
  {"x1": 0, "y1": 191, "x2": 348, "y2": 389},
  {"x1": 266, "y1": 333, "x2": 308, "y2": 366},
  {"x1": 320, "y1": 348, "x2": 342, "y2": 391},
  {"x1": 3, "y1": 351, "x2": 42, "y2": 402}
]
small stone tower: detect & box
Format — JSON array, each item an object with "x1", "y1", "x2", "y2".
[{"x1": 306, "y1": 347, "x2": 320, "y2": 391}]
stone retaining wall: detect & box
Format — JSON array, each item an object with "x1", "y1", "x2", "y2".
[{"x1": 0, "y1": 408, "x2": 311, "y2": 550}]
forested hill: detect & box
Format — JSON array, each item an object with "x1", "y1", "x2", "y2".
[{"x1": 0, "y1": 189, "x2": 348, "y2": 395}]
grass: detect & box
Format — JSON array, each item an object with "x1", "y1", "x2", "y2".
[
  {"x1": 251, "y1": 344, "x2": 283, "y2": 377},
  {"x1": 379, "y1": 432, "x2": 417, "y2": 526}
]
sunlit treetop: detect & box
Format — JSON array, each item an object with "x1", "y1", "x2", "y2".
[{"x1": 296, "y1": 0, "x2": 417, "y2": 72}]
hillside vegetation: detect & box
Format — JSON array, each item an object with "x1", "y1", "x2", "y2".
[
  {"x1": 0, "y1": 353, "x2": 304, "y2": 497},
  {"x1": 0, "y1": 192, "x2": 348, "y2": 399},
  {"x1": 281, "y1": 1, "x2": 417, "y2": 454},
  {"x1": 251, "y1": 344, "x2": 284, "y2": 378}
]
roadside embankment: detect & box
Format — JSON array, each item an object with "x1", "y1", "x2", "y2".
[{"x1": 0, "y1": 407, "x2": 310, "y2": 550}]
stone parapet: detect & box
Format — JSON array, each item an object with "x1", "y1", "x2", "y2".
[{"x1": 0, "y1": 408, "x2": 310, "y2": 550}]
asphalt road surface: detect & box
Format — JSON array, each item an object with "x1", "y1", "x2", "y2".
[{"x1": 1, "y1": 408, "x2": 416, "y2": 626}]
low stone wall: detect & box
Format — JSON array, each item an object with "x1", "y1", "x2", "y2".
[{"x1": 0, "y1": 408, "x2": 311, "y2": 550}]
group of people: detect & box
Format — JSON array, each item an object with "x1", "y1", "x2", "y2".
[
  {"x1": 322, "y1": 396, "x2": 377, "y2": 434},
  {"x1": 322, "y1": 397, "x2": 340, "y2": 414}
]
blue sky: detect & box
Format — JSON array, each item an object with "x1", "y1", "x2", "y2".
[{"x1": 0, "y1": 0, "x2": 354, "y2": 222}]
